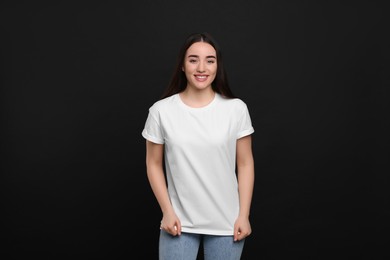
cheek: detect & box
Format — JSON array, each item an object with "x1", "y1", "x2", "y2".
[
  {"x1": 211, "y1": 66, "x2": 217, "y2": 75},
  {"x1": 184, "y1": 63, "x2": 195, "y2": 72}
]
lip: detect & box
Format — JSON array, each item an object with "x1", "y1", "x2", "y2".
[{"x1": 194, "y1": 74, "x2": 208, "y2": 82}]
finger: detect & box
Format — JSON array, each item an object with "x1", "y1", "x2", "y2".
[
  {"x1": 169, "y1": 226, "x2": 178, "y2": 236},
  {"x1": 176, "y1": 222, "x2": 182, "y2": 235},
  {"x1": 237, "y1": 231, "x2": 250, "y2": 241},
  {"x1": 172, "y1": 225, "x2": 178, "y2": 236},
  {"x1": 237, "y1": 231, "x2": 244, "y2": 241},
  {"x1": 234, "y1": 228, "x2": 239, "y2": 241}
]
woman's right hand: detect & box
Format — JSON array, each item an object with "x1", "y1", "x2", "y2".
[{"x1": 160, "y1": 211, "x2": 181, "y2": 236}]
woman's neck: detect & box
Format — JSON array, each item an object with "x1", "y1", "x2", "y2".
[{"x1": 179, "y1": 87, "x2": 215, "y2": 108}]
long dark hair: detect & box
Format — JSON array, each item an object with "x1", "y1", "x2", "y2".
[{"x1": 160, "y1": 32, "x2": 235, "y2": 99}]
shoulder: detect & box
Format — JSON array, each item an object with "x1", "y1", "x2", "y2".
[
  {"x1": 148, "y1": 94, "x2": 177, "y2": 113},
  {"x1": 218, "y1": 95, "x2": 249, "y2": 111}
]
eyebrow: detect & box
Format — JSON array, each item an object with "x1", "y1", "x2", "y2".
[{"x1": 187, "y1": 55, "x2": 216, "y2": 59}]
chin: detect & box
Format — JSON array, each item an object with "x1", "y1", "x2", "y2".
[{"x1": 191, "y1": 82, "x2": 213, "y2": 90}]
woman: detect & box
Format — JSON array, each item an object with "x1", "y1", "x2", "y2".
[{"x1": 142, "y1": 32, "x2": 255, "y2": 259}]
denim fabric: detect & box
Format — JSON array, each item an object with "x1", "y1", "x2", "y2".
[{"x1": 159, "y1": 230, "x2": 245, "y2": 260}]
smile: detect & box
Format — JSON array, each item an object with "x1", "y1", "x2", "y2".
[
  {"x1": 195, "y1": 75, "x2": 207, "y2": 78},
  {"x1": 195, "y1": 75, "x2": 208, "y2": 82}
]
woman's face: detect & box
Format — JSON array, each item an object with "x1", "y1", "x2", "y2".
[{"x1": 183, "y1": 42, "x2": 217, "y2": 91}]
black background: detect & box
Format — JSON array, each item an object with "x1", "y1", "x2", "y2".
[{"x1": 1, "y1": 1, "x2": 389, "y2": 259}]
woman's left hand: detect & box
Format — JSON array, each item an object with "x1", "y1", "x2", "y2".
[{"x1": 233, "y1": 216, "x2": 252, "y2": 241}]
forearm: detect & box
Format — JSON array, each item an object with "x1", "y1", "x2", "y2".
[
  {"x1": 237, "y1": 161, "x2": 254, "y2": 218},
  {"x1": 146, "y1": 164, "x2": 174, "y2": 214}
]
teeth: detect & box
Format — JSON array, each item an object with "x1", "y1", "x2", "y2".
[{"x1": 196, "y1": 76, "x2": 206, "y2": 78}]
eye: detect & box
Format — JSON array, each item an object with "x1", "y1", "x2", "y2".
[
  {"x1": 189, "y1": 59, "x2": 197, "y2": 63},
  {"x1": 207, "y1": 60, "x2": 216, "y2": 64}
]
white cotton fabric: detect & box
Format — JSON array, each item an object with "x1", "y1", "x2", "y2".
[{"x1": 142, "y1": 93, "x2": 254, "y2": 235}]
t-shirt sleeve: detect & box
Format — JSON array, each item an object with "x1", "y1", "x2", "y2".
[
  {"x1": 236, "y1": 102, "x2": 255, "y2": 139},
  {"x1": 142, "y1": 107, "x2": 165, "y2": 144}
]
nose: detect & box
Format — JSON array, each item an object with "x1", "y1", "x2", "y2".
[{"x1": 197, "y1": 61, "x2": 205, "y2": 73}]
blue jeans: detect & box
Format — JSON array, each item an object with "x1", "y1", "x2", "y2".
[{"x1": 159, "y1": 230, "x2": 245, "y2": 260}]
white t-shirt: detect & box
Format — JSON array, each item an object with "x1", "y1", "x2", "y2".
[{"x1": 142, "y1": 93, "x2": 254, "y2": 235}]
